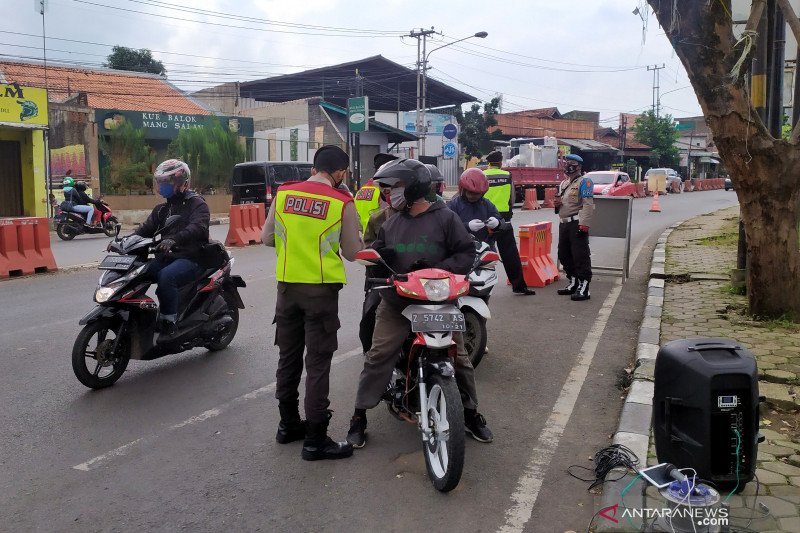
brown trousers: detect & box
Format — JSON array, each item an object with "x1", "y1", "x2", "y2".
[
  {"x1": 354, "y1": 299, "x2": 478, "y2": 411},
  {"x1": 274, "y1": 282, "x2": 342, "y2": 423}
]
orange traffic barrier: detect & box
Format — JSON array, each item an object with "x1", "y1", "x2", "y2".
[
  {"x1": 635, "y1": 182, "x2": 646, "y2": 198},
  {"x1": 225, "y1": 203, "x2": 265, "y2": 247},
  {"x1": 542, "y1": 188, "x2": 556, "y2": 208},
  {"x1": 670, "y1": 181, "x2": 681, "y2": 193},
  {"x1": 518, "y1": 221, "x2": 559, "y2": 288},
  {"x1": 649, "y1": 191, "x2": 662, "y2": 213},
  {"x1": 522, "y1": 189, "x2": 541, "y2": 210},
  {"x1": 0, "y1": 217, "x2": 57, "y2": 278}
]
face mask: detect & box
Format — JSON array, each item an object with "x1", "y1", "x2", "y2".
[
  {"x1": 566, "y1": 164, "x2": 579, "y2": 174},
  {"x1": 159, "y1": 183, "x2": 175, "y2": 199},
  {"x1": 389, "y1": 187, "x2": 407, "y2": 210}
]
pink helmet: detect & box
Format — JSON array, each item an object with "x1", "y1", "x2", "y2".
[
  {"x1": 154, "y1": 159, "x2": 191, "y2": 184},
  {"x1": 458, "y1": 167, "x2": 489, "y2": 194}
]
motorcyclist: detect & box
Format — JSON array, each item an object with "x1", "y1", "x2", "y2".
[
  {"x1": 447, "y1": 168, "x2": 535, "y2": 295},
  {"x1": 61, "y1": 177, "x2": 95, "y2": 225},
  {"x1": 424, "y1": 163, "x2": 446, "y2": 203},
  {"x1": 134, "y1": 159, "x2": 210, "y2": 343},
  {"x1": 347, "y1": 158, "x2": 494, "y2": 448},
  {"x1": 74, "y1": 182, "x2": 103, "y2": 226}
]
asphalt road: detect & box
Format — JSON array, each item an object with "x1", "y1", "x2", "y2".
[{"x1": 0, "y1": 191, "x2": 739, "y2": 532}]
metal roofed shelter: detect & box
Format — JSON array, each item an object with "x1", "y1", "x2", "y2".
[
  {"x1": 318, "y1": 100, "x2": 417, "y2": 146},
  {"x1": 240, "y1": 55, "x2": 477, "y2": 111}
]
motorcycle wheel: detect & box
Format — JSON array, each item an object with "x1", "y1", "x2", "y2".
[
  {"x1": 103, "y1": 217, "x2": 119, "y2": 237},
  {"x1": 422, "y1": 374, "x2": 465, "y2": 492},
  {"x1": 72, "y1": 319, "x2": 130, "y2": 389},
  {"x1": 206, "y1": 295, "x2": 240, "y2": 351},
  {"x1": 56, "y1": 223, "x2": 77, "y2": 241},
  {"x1": 463, "y1": 309, "x2": 488, "y2": 368}
]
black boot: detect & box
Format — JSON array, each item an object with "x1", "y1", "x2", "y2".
[
  {"x1": 571, "y1": 279, "x2": 590, "y2": 301},
  {"x1": 557, "y1": 276, "x2": 578, "y2": 295},
  {"x1": 276, "y1": 403, "x2": 306, "y2": 444},
  {"x1": 301, "y1": 419, "x2": 353, "y2": 461},
  {"x1": 346, "y1": 410, "x2": 367, "y2": 449}
]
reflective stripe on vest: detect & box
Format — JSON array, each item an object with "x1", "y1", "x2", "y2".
[
  {"x1": 274, "y1": 182, "x2": 351, "y2": 284},
  {"x1": 354, "y1": 185, "x2": 381, "y2": 233},
  {"x1": 484, "y1": 167, "x2": 512, "y2": 212}
]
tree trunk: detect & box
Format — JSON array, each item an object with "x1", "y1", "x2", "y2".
[{"x1": 649, "y1": 0, "x2": 800, "y2": 319}]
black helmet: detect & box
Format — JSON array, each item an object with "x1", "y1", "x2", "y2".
[
  {"x1": 373, "y1": 158, "x2": 432, "y2": 205},
  {"x1": 75, "y1": 182, "x2": 87, "y2": 192},
  {"x1": 424, "y1": 164, "x2": 444, "y2": 183}
]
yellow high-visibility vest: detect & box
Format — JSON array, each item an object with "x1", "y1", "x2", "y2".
[
  {"x1": 274, "y1": 181, "x2": 352, "y2": 284},
  {"x1": 484, "y1": 167, "x2": 513, "y2": 213},
  {"x1": 354, "y1": 184, "x2": 381, "y2": 233}
]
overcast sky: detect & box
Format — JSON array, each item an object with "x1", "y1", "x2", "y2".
[{"x1": 5, "y1": 0, "x2": 703, "y2": 127}]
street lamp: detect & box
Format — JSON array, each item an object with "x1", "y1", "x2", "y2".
[{"x1": 418, "y1": 31, "x2": 487, "y2": 156}]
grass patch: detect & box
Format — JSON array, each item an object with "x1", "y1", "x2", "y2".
[
  {"x1": 751, "y1": 314, "x2": 800, "y2": 332},
  {"x1": 699, "y1": 230, "x2": 739, "y2": 247}
]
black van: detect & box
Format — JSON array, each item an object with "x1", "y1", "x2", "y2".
[{"x1": 231, "y1": 161, "x2": 314, "y2": 207}]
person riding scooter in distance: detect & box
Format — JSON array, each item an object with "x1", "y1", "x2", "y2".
[
  {"x1": 347, "y1": 158, "x2": 494, "y2": 448},
  {"x1": 448, "y1": 168, "x2": 535, "y2": 296},
  {"x1": 61, "y1": 176, "x2": 95, "y2": 226},
  {"x1": 134, "y1": 159, "x2": 210, "y2": 343},
  {"x1": 74, "y1": 182, "x2": 104, "y2": 226}
]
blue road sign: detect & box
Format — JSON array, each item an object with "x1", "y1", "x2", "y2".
[
  {"x1": 443, "y1": 142, "x2": 457, "y2": 158},
  {"x1": 443, "y1": 123, "x2": 458, "y2": 140}
]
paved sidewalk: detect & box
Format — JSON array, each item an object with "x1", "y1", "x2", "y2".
[{"x1": 599, "y1": 206, "x2": 800, "y2": 532}]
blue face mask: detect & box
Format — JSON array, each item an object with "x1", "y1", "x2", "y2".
[{"x1": 158, "y1": 183, "x2": 175, "y2": 199}]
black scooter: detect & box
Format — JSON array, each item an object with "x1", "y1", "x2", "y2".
[
  {"x1": 55, "y1": 199, "x2": 119, "y2": 240},
  {"x1": 72, "y1": 217, "x2": 246, "y2": 389}
]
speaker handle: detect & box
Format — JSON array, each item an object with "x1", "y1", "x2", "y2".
[{"x1": 687, "y1": 342, "x2": 742, "y2": 352}]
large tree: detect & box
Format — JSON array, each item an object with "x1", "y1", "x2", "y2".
[
  {"x1": 105, "y1": 46, "x2": 166, "y2": 76},
  {"x1": 455, "y1": 97, "x2": 502, "y2": 159},
  {"x1": 648, "y1": 0, "x2": 800, "y2": 319},
  {"x1": 632, "y1": 109, "x2": 680, "y2": 167}
]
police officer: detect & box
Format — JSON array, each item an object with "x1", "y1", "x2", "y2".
[
  {"x1": 482, "y1": 150, "x2": 533, "y2": 294},
  {"x1": 262, "y1": 145, "x2": 364, "y2": 461},
  {"x1": 554, "y1": 154, "x2": 594, "y2": 301},
  {"x1": 354, "y1": 153, "x2": 398, "y2": 232}
]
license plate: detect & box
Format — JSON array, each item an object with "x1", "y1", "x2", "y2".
[
  {"x1": 99, "y1": 254, "x2": 135, "y2": 271},
  {"x1": 410, "y1": 311, "x2": 465, "y2": 332}
]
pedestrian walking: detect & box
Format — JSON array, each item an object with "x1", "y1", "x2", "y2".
[
  {"x1": 554, "y1": 154, "x2": 594, "y2": 301},
  {"x1": 261, "y1": 144, "x2": 364, "y2": 461}
]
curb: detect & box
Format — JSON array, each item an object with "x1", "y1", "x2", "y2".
[{"x1": 597, "y1": 223, "x2": 680, "y2": 532}]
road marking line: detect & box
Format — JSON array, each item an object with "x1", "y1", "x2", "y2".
[
  {"x1": 498, "y1": 281, "x2": 624, "y2": 533},
  {"x1": 496, "y1": 228, "x2": 651, "y2": 532},
  {"x1": 71, "y1": 347, "x2": 363, "y2": 471}
]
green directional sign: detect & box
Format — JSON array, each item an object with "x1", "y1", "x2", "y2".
[
  {"x1": 675, "y1": 122, "x2": 695, "y2": 131},
  {"x1": 347, "y1": 96, "x2": 369, "y2": 133}
]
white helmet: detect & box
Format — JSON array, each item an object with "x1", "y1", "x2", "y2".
[{"x1": 154, "y1": 159, "x2": 191, "y2": 185}]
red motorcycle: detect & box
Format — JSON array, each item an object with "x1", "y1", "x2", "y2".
[
  {"x1": 55, "y1": 198, "x2": 119, "y2": 241},
  {"x1": 355, "y1": 247, "x2": 499, "y2": 492}
]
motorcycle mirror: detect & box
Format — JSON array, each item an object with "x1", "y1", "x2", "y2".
[
  {"x1": 355, "y1": 249, "x2": 382, "y2": 266},
  {"x1": 478, "y1": 250, "x2": 500, "y2": 267},
  {"x1": 155, "y1": 215, "x2": 182, "y2": 236},
  {"x1": 114, "y1": 224, "x2": 122, "y2": 240}
]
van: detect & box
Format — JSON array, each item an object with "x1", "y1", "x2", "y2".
[
  {"x1": 644, "y1": 168, "x2": 682, "y2": 194},
  {"x1": 231, "y1": 161, "x2": 313, "y2": 207}
]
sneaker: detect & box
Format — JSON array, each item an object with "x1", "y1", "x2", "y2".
[
  {"x1": 156, "y1": 320, "x2": 178, "y2": 344},
  {"x1": 346, "y1": 415, "x2": 367, "y2": 448},
  {"x1": 557, "y1": 276, "x2": 577, "y2": 295},
  {"x1": 465, "y1": 411, "x2": 493, "y2": 443}
]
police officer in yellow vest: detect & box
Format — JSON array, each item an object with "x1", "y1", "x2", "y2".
[
  {"x1": 483, "y1": 150, "x2": 514, "y2": 221},
  {"x1": 354, "y1": 153, "x2": 398, "y2": 233},
  {"x1": 262, "y1": 145, "x2": 364, "y2": 461}
]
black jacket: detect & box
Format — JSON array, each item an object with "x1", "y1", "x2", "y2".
[
  {"x1": 446, "y1": 195, "x2": 510, "y2": 247},
  {"x1": 64, "y1": 187, "x2": 96, "y2": 206},
  {"x1": 135, "y1": 191, "x2": 210, "y2": 260}
]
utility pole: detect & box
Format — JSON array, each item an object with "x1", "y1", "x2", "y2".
[
  {"x1": 647, "y1": 64, "x2": 665, "y2": 117},
  {"x1": 409, "y1": 28, "x2": 436, "y2": 157},
  {"x1": 619, "y1": 115, "x2": 627, "y2": 165}
]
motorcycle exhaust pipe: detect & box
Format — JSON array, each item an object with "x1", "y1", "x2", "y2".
[{"x1": 210, "y1": 315, "x2": 234, "y2": 332}]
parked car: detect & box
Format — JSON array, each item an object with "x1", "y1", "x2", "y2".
[
  {"x1": 231, "y1": 161, "x2": 313, "y2": 207},
  {"x1": 583, "y1": 171, "x2": 635, "y2": 196},
  {"x1": 644, "y1": 168, "x2": 682, "y2": 193},
  {"x1": 724, "y1": 176, "x2": 734, "y2": 191}
]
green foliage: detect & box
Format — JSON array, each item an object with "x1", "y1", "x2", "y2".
[
  {"x1": 454, "y1": 97, "x2": 502, "y2": 159},
  {"x1": 104, "y1": 46, "x2": 166, "y2": 76},
  {"x1": 633, "y1": 110, "x2": 680, "y2": 167},
  {"x1": 625, "y1": 158, "x2": 638, "y2": 181},
  {"x1": 99, "y1": 121, "x2": 154, "y2": 193},
  {"x1": 167, "y1": 120, "x2": 246, "y2": 192}
]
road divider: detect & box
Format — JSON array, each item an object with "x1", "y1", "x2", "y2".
[
  {"x1": 225, "y1": 203, "x2": 264, "y2": 247},
  {"x1": 522, "y1": 189, "x2": 541, "y2": 210},
  {"x1": 0, "y1": 217, "x2": 57, "y2": 278},
  {"x1": 518, "y1": 221, "x2": 559, "y2": 287},
  {"x1": 542, "y1": 188, "x2": 556, "y2": 208}
]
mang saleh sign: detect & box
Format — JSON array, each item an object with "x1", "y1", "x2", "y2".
[{"x1": 96, "y1": 109, "x2": 254, "y2": 140}]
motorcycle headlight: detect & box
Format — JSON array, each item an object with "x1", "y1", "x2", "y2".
[
  {"x1": 422, "y1": 279, "x2": 450, "y2": 302},
  {"x1": 95, "y1": 284, "x2": 121, "y2": 303}
]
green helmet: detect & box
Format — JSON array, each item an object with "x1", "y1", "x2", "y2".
[{"x1": 63, "y1": 177, "x2": 75, "y2": 187}]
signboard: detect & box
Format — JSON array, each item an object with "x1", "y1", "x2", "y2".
[
  {"x1": 443, "y1": 142, "x2": 457, "y2": 158},
  {"x1": 675, "y1": 122, "x2": 695, "y2": 131},
  {"x1": 402, "y1": 112, "x2": 453, "y2": 135},
  {"x1": 0, "y1": 83, "x2": 48, "y2": 126},
  {"x1": 347, "y1": 96, "x2": 369, "y2": 133},
  {"x1": 443, "y1": 123, "x2": 458, "y2": 140},
  {"x1": 50, "y1": 144, "x2": 86, "y2": 177},
  {"x1": 96, "y1": 109, "x2": 254, "y2": 140}
]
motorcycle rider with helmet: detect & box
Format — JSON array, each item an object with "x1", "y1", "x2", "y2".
[
  {"x1": 134, "y1": 159, "x2": 210, "y2": 343},
  {"x1": 347, "y1": 158, "x2": 494, "y2": 448},
  {"x1": 448, "y1": 168, "x2": 535, "y2": 295},
  {"x1": 61, "y1": 176, "x2": 95, "y2": 225}
]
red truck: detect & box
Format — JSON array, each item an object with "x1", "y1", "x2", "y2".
[{"x1": 504, "y1": 166, "x2": 563, "y2": 202}]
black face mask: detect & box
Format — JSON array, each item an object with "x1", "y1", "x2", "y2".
[{"x1": 566, "y1": 164, "x2": 580, "y2": 174}]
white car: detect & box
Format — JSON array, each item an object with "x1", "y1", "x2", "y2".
[{"x1": 645, "y1": 168, "x2": 683, "y2": 193}]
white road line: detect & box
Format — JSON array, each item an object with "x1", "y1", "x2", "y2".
[
  {"x1": 496, "y1": 229, "x2": 652, "y2": 532},
  {"x1": 72, "y1": 347, "x2": 363, "y2": 472}
]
